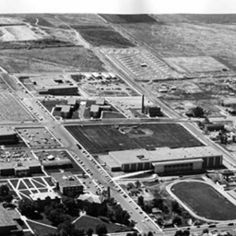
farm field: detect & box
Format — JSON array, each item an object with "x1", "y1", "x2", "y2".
[
  {"x1": 0, "y1": 92, "x2": 34, "y2": 122},
  {"x1": 56, "y1": 14, "x2": 106, "y2": 26},
  {"x1": 121, "y1": 22, "x2": 236, "y2": 69},
  {"x1": 73, "y1": 25, "x2": 134, "y2": 48},
  {"x1": 100, "y1": 14, "x2": 157, "y2": 24},
  {"x1": 65, "y1": 123, "x2": 203, "y2": 154},
  {"x1": 0, "y1": 47, "x2": 105, "y2": 73},
  {"x1": 171, "y1": 180, "x2": 236, "y2": 221}
]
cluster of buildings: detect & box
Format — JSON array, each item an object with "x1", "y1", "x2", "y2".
[
  {"x1": 100, "y1": 146, "x2": 223, "y2": 175},
  {"x1": 55, "y1": 97, "x2": 78, "y2": 119},
  {"x1": 90, "y1": 98, "x2": 112, "y2": 119}
]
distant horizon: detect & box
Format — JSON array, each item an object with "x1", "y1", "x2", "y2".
[{"x1": 0, "y1": 0, "x2": 236, "y2": 14}]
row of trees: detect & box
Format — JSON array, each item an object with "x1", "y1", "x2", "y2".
[
  {"x1": 18, "y1": 196, "x2": 132, "y2": 227},
  {"x1": 45, "y1": 221, "x2": 108, "y2": 236},
  {"x1": 137, "y1": 195, "x2": 191, "y2": 227}
]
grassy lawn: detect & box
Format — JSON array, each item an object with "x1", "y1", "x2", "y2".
[
  {"x1": 27, "y1": 220, "x2": 57, "y2": 236},
  {"x1": 73, "y1": 215, "x2": 132, "y2": 233},
  {"x1": 171, "y1": 181, "x2": 236, "y2": 221}
]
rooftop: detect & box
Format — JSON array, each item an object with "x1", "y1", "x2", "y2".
[
  {"x1": 61, "y1": 105, "x2": 71, "y2": 113},
  {"x1": 108, "y1": 146, "x2": 222, "y2": 165},
  {"x1": 30, "y1": 191, "x2": 61, "y2": 201},
  {"x1": 0, "y1": 127, "x2": 16, "y2": 136},
  {"x1": 0, "y1": 159, "x2": 41, "y2": 170},
  {"x1": 52, "y1": 172, "x2": 82, "y2": 188},
  {"x1": 0, "y1": 204, "x2": 18, "y2": 228}
]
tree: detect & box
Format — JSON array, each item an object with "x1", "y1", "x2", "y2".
[
  {"x1": 18, "y1": 198, "x2": 37, "y2": 217},
  {"x1": 147, "y1": 232, "x2": 153, "y2": 236},
  {"x1": 135, "y1": 181, "x2": 141, "y2": 189},
  {"x1": 62, "y1": 197, "x2": 78, "y2": 216},
  {"x1": 173, "y1": 216, "x2": 182, "y2": 226},
  {"x1": 152, "y1": 198, "x2": 164, "y2": 210},
  {"x1": 96, "y1": 224, "x2": 108, "y2": 236},
  {"x1": 87, "y1": 228, "x2": 93, "y2": 236},
  {"x1": 175, "y1": 230, "x2": 183, "y2": 236},
  {"x1": 192, "y1": 106, "x2": 205, "y2": 118},
  {"x1": 137, "y1": 196, "x2": 144, "y2": 208},
  {"x1": 0, "y1": 184, "x2": 9, "y2": 196},
  {"x1": 171, "y1": 201, "x2": 182, "y2": 215}
]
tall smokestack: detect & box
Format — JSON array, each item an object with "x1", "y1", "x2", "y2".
[{"x1": 141, "y1": 95, "x2": 145, "y2": 113}]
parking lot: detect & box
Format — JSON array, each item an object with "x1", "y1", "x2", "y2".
[{"x1": 16, "y1": 127, "x2": 62, "y2": 149}]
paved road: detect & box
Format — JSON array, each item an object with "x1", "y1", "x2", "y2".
[
  {"x1": 0, "y1": 72, "x2": 164, "y2": 235},
  {"x1": 99, "y1": 50, "x2": 236, "y2": 170}
]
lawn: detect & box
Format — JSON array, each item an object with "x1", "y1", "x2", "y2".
[
  {"x1": 27, "y1": 220, "x2": 57, "y2": 236},
  {"x1": 73, "y1": 215, "x2": 132, "y2": 233},
  {"x1": 66, "y1": 123, "x2": 203, "y2": 154},
  {"x1": 171, "y1": 180, "x2": 236, "y2": 221}
]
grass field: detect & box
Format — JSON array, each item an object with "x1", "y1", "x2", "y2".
[
  {"x1": 0, "y1": 92, "x2": 34, "y2": 122},
  {"x1": 73, "y1": 215, "x2": 131, "y2": 233},
  {"x1": 27, "y1": 220, "x2": 57, "y2": 236},
  {"x1": 73, "y1": 25, "x2": 134, "y2": 48},
  {"x1": 66, "y1": 123, "x2": 203, "y2": 154},
  {"x1": 0, "y1": 47, "x2": 105, "y2": 73},
  {"x1": 171, "y1": 181, "x2": 236, "y2": 221},
  {"x1": 100, "y1": 14, "x2": 157, "y2": 24}
]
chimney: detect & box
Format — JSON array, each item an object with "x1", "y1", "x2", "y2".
[{"x1": 141, "y1": 95, "x2": 145, "y2": 113}]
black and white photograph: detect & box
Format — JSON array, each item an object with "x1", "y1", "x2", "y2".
[{"x1": 0, "y1": 0, "x2": 236, "y2": 236}]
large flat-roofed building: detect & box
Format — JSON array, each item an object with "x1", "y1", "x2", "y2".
[
  {"x1": 0, "y1": 127, "x2": 18, "y2": 145},
  {"x1": 0, "y1": 159, "x2": 42, "y2": 177},
  {"x1": 100, "y1": 146, "x2": 223, "y2": 175},
  {"x1": 52, "y1": 172, "x2": 83, "y2": 196},
  {"x1": 0, "y1": 205, "x2": 23, "y2": 236},
  {"x1": 30, "y1": 75, "x2": 78, "y2": 96}
]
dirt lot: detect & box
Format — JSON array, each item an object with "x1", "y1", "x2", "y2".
[
  {"x1": 73, "y1": 25, "x2": 134, "y2": 48},
  {"x1": 66, "y1": 123, "x2": 203, "y2": 154},
  {"x1": 0, "y1": 47, "x2": 106, "y2": 73}
]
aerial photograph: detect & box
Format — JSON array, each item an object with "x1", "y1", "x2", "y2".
[{"x1": 1, "y1": 0, "x2": 236, "y2": 236}]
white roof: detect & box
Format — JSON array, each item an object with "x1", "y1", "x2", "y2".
[{"x1": 109, "y1": 146, "x2": 222, "y2": 165}]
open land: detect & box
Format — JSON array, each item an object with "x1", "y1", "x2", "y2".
[
  {"x1": 171, "y1": 180, "x2": 236, "y2": 221},
  {"x1": 66, "y1": 123, "x2": 203, "y2": 154},
  {"x1": 0, "y1": 47, "x2": 105, "y2": 73}
]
